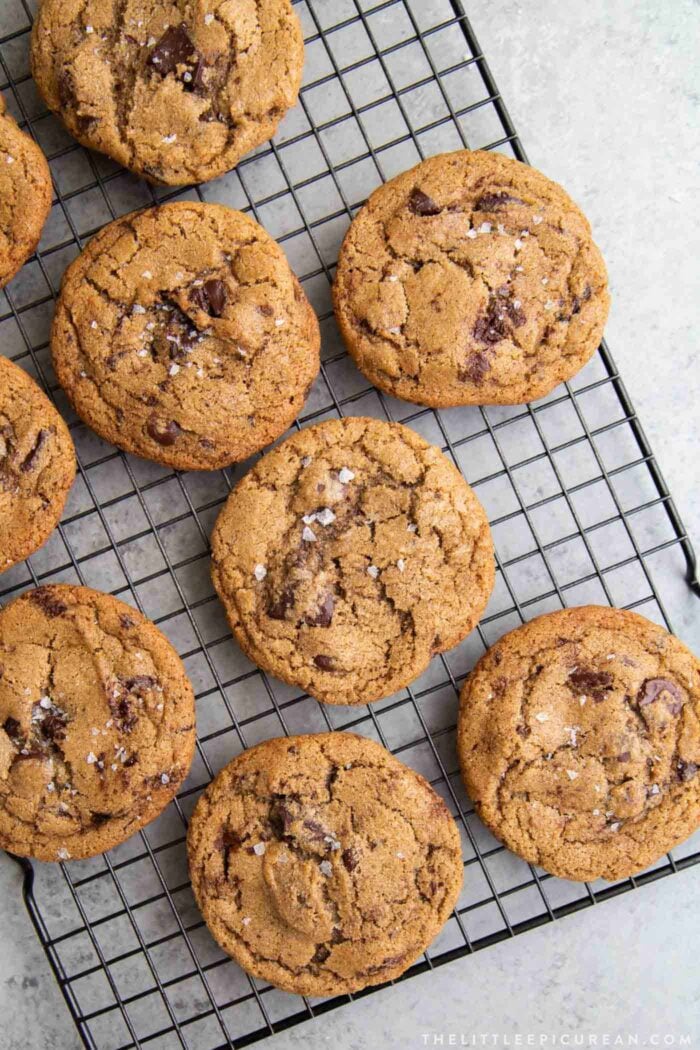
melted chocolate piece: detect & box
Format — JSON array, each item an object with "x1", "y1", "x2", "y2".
[
  {"x1": 312, "y1": 944, "x2": 331, "y2": 964},
  {"x1": 148, "y1": 25, "x2": 199, "y2": 79},
  {"x1": 20, "y1": 429, "x2": 50, "y2": 473},
  {"x1": 637, "y1": 678, "x2": 683, "y2": 713},
  {"x1": 474, "y1": 191, "x2": 523, "y2": 211},
  {"x1": 268, "y1": 587, "x2": 295, "y2": 621},
  {"x1": 342, "y1": 846, "x2": 359, "y2": 872},
  {"x1": 29, "y1": 587, "x2": 68, "y2": 618},
  {"x1": 3, "y1": 716, "x2": 22, "y2": 746},
  {"x1": 461, "y1": 350, "x2": 492, "y2": 384},
  {"x1": 191, "y1": 279, "x2": 227, "y2": 317},
  {"x1": 314, "y1": 654, "x2": 335, "y2": 671},
  {"x1": 408, "y1": 187, "x2": 442, "y2": 216},
  {"x1": 568, "y1": 668, "x2": 613, "y2": 702},
  {"x1": 147, "y1": 416, "x2": 182, "y2": 446},
  {"x1": 305, "y1": 593, "x2": 334, "y2": 628}
]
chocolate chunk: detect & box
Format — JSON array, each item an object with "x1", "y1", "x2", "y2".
[
  {"x1": 109, "y1": 695, "x2": 136, "y2": 733},
  {"x1": 3, "y1": 716, "x2": 22, "y2": 746},
  {"x1": 305, "y1": 593, "x2": 334, "y2": 628},
  {"x1": 122, "y1": 675, "x2": 157, "y2": 693},
  {"x1": 29, "y1": 587, "x2": 68, "y2": 618},
  {"x1": 568, "y1": 668, "x2": 613, "y2": 702},
  {"x1": 20, "y1": 429, "x2": 50, "y2": 473},
  {"x1": 314, "y1": 654, "x2": 335, "y2": 671},
  {"x1": 267, "y1": 587, "x2": 295, "y2": 621},
  {"x1": 39, "y1": 709, "x2": 67, "y2": 743},
  {"x1": 258, "y1": 304, "x2": 274, "y2": 317},
  {"x1": 268, "y1": 801, "x2": 294, "y2": 838},
  {"x1": 312, "y1": 944, "x2": 331, "y2": 964},
  {"x1": 617, "y1": 751, "x2": 631, "y2": 762},
  {"x1": 473, "y1": 308, "x2": 508, "y2": 346},
  {"x1": 505, "y1": 298, "x2": 526, "y2": 327},
  {"x1": 148, "y1": 24, "x2": 198, "y2": 78},
  {"x1": 516, "y1": 724, "x2": 530, "y2": 739},
  {"x1": 571, "y1": 285, "x2": 592, "y2": 316},
  {"x1": 461, "y1": 350, "x2": 492, "y2": 383},
  {"x1": 474, "y1": 191, "x2": 523, "y2": 211},
  {"x1": 302, "y1": 818, "x2": 327, "y2": 840},
  {"x1": 342, "y1": 846, "x2": 359, "y2": 872},
  {"x1": 191, "y1": 279, "x2": 227, "y2": 317},
  {"x1": 408, "y1": 187, "x2": 442, "y2": 216},
  {"x1": 91, "y1": 812, "x2": 112, "y2": 826},
  {"x1": 120, "y1": 614, "x2": 136, "y2": 629},
  {"x1": 147, "y1": 416, "x2": 182, "y2": 446},
  {"x1": 637, "y1": 678, "x2": 683, "y2": 714},
  {"x1": 218, "y1": 828, "x2": 244, "y2": 851},
  {"x1": 679, "y1": 761, "x2": 698, "y2": 782},
  {"x1": 190, "y1": 57, "x2": 207, "y2": 93}
]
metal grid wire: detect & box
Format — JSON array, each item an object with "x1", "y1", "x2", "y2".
[{"x1": 1, "y1": 0, "x2": 699, "y2": 1047}]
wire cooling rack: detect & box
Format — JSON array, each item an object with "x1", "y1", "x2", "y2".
[{"x1": 1, "y1": 1, "x2": 699, "y2": 1047}]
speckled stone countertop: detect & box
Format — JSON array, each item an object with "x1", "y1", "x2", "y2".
[{"x1": 1, "y1": 1, "x2": 698, "y2": 1048}]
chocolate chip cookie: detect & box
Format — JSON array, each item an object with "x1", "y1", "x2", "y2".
[
  {"x1": 0, "y1": 93, "x2": 52, "y2": 288},
  {"x1": 333, "y1": 149, "x2": 610, "y2": 407},
  {"x1": 31, "y1": 0, "x2": 305, "y2": 186},
  {"x1": 188, "y1": 732, "x2": 463, "y2": 996},
  {"x1": 0, "y1": 356, "x2": 76, "y2": 572},
  {"x1": 0, "y1": 584, "x2": 196, "y2": 861},
  {"x1": 51, "y1": 202, "x2": 320, "y2": 471},
  {"x1": 211, "y1": 416, "x2": 494, "y2": 705},
  {"x1": 457, "y1": 606, "x2": 700, "y2": 882}
]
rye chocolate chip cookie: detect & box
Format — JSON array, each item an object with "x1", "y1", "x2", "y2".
[
  {"x1": 187, "y1": 732, "x2": 463, "y2": 996},
  {"x1": 30, "y1": 0, "x2": 305, "y2": 186},
  {"x1": 0, "y1": 93, "x2": 52, "y2": 288},
  {"x1": 211, "y1": 416, "x2": 494, "y2": 705},
  {"x1": 0, "y1": 584, "x2": 196, "y2": 861},
  {"x1": 51, "y1": 202, "x2": 320, "y2": 471},
  {"x1": 0, "y1": 356, "x2": 76, "y2": 572},
  {"x1": 457, "y1": 606, "x2": 700, "y2": 882},
  {"x1": 333, "y1": 149, "x2": 610, "y2": 407}
]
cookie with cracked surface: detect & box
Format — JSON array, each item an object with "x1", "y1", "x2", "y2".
[
  {"x1": 187, "y1": 732, "x2": 463, "y2": 996},
  {"x1": 0, "y1": 93, "x2": 52, "y2": 288},
  {"x1": 30, "y1": 0, "x2": 304, "y2": 186},
  {"x1": 333, "y1": 149, "x2": 610, "y2": 407},
  {"x1": 51, "y1": 202, "x2": 320, "y2": 471},
  {"x1": 0, "y1": 356, "x2": 76, "y2": 572},
  {"x1": 0, "y1": 584, "x2": 196, "y2": 861},
  {"x1": 211, "y1": 416, "x2": 494, "y2": 706},
  {"x1": 457, "y1": 606, "x2": 700, "y2": 882}
]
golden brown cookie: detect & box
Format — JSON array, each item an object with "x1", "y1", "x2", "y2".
[
  {"x1": 187, "y1": 732, "x2": 463, "y2": 996},
  {"x1": 211, "y1": 416, "x2": 495, "y2": 705},
  {"x1": 457, "y1": 606, "x2": 700, "y2": 882},
  {"x1": 30, "y1": 0, "x2": 305, "y2": 186},
  {"x1": 51, "y1": 202, "x2": 320, "y2": 471},
  {"x1": 0, "y1": 356, "x2": 76, "y2": 572},
  {"x1": 0, "y1": 584, "x2": 196, "y2": 861},
  {"x1": 0, "y1": 93, "x2": 52, "y2": 288},
  {"x1": 333, "y1": 149, "x2": 610, "y2": 407}
]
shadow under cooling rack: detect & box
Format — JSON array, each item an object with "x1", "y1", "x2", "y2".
[{"x1": 1, "y1": 1, "x2": 699, "y2": 1048}]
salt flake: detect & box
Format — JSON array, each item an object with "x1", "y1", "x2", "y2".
[
  {"x1": 253, "y1": 842, "x2": 266, "y2": 856},
  {"x1": 367, "y1": 565, "x2": 379, "y2": 579},
  {"x1": 302, "y1": 525, "x2": 317, "y2": 542},
  {"x1": 253, "y1": 564, "x2": 267, "y2": 581},
  {"x1": 338, "y1": 467, "x2": 354, "y2": 483},
  {"x1": 319, "y1": 860, "x2": 332, "y2": 876}
]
